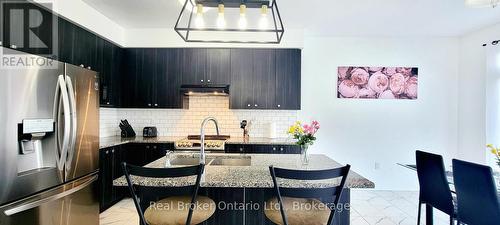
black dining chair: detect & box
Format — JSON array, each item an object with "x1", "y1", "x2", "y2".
[
  {"x1": 415, "y1": 150, "x2": 456, "y2": 225},
  {"x1": 452, "y1": 159, "x2": 500, "y2": 225},
  {"x1": 122, "y1": 162, "x2": 216, "y2": 225},
  {"x1": 265, "y1": 165, "x2": 351, "y2": 225}
]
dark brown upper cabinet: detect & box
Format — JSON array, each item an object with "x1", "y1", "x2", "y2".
[{"x1": 275, "y1": 49, "x2": 301, "y2": 110}]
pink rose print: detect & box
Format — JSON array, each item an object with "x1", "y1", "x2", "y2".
[
  {"x1": 368, "y1": 72, "x2": 389, "y2": 93},
  {"x1": 338, "y1": 67, "x2": 349, "y2": 79},
  {"x1": 368, "y1": 67, "x2": 383, "y2": 72},
  {"x1": 337, "y1": 66, "x2": 418, "y2": 100},
  {"x1": 359, "y1": 88, "x2": 377, "y2": 98},
  {"x1": 338, "y1": 80, "x2": 360, "y2": 98},
  {"x1": 405, "y1": 76, "x2": 418, "y2": 99},
  {"x1": 389, "y1": 73, "x2": 406, "y2": 95},
  {"x1": 379, "y1": 90, "x2": 395, "y2": 99},
  {"x1": 383, "y1": 67, "x2": 398, "y2": 76},
  {"x1": 397, "y1": 67, "x2": 413, "y2": 77},
  {"x1": 350, "y1": 68, "x2": 369, "y2": 85}
]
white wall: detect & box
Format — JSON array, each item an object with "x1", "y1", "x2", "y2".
[
  {"x1": 300, "y1": 37, "x2": 460, "y2": 190},
  {"x1": 457, "y1": 23, "x2": 500, "y2": 164}
]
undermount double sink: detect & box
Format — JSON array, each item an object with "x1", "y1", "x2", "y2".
[{"x1": 169, "y1": 155, "x2": 252, "y2": 167}]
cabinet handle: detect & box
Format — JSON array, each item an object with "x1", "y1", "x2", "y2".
[
  {"x1": 105, "y1": 150, "x2": 109, "y2": 154},
  {"x1": 239, "y1": 148, "x2": 243, "y2": 152},
  {"x1": 153, "y1": 146, "x2": 157, "y2": 149},
  {"x1": 247, "y1": 104, "x2": 251, "y2": 107},
  {"x1": 154, "y1": 103, "x2": 158, "y2": 107},
  {"x1": 277, "y1": 104, "x2": 281, "y2": 108},
  {"x1": 148, "y1": 103, "x2": 152, "y2": 107},
  {"x1": 111, "y1": 149, "x2": 115, "y2": 153},
  {"x1": 201, "y1": 79, "x2": 204, "y2": 83},
  {"x1": 80, "y1": 64, "x2": 84, "y2": 68},
  {"x1": 207, "y1": 79, "x2": 211, "y2": 83},
  {"x1": 10, "y1": 45, "x2": 17, "y2": 49},
  {"x1": 272, "y1": 147, "x2": 276, "y2": 151},
  {"x1": 280, "y1": 148, "x2": 284, "y2": 151},
  {"x1": 254, "y1": 104, "x2": 258, "y2": 107},
  {"x1": 87, "y1": 66, "x2": 91, "y2": 70},
  {"x1": 146, "y1": 146, "x2": 150, "y2": 149}
]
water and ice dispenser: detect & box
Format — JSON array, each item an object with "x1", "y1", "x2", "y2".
[{"x1": 17, "y1": 119, "x2": 54, "y2": 173}]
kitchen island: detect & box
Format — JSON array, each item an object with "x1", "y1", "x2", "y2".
[{"x1": 114, "y1": 153, "x2": 374, "y2": 225}]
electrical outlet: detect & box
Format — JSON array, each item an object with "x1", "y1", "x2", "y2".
[{"x1": 374, "y1": 162, "x2": 380, "y2": 170}]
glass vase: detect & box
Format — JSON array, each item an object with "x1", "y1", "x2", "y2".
[{"x1": 301, "y1": 145, "x2": 310, "y2": 165}]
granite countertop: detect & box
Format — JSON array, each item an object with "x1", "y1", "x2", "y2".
[
  {"x1": 113, "y1": 153, "x2": 375, "y2": 189},
  {"x1": 100, "y1": 136, "x2": 296, "y2": 149},
  {"x1": 99, "y1": 136, "x2": 184, "y2": 149}
]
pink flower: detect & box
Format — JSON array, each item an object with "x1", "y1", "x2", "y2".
[
  {"x1": 368, "y1": 72, "x2": 389, "y2": 93},
  {"x1": 379, "y1": 90, "x2": 395, "y2": 99},
  {"x1": 311, "y1": 120, "x2": 320, "y2": 129},
  {"x1": 350, "y1": 68, "x2": 369, "y2": 85},
  {"x1": 389, "y1": 73, "x2": 406, "y2": 95},
  {"x1": 397, "y1": 67, "x2": 413, "y2": 77},
  {"x1": 368, "y1": 67, "x2": 383, "y2": 72},
  {"x1": 383, "y1": 67, "x2": 398, "y2": 76},
  {"x1": 405, "y1": 76, "x2": 418, "y2": 99},
  {"x1": 359, "y1": 88, "x2": 377, "y2": 98},
  {"x1": 338, "y1": 67, "x2": 350, "y2": 79},
  {"x1": 338, "y1": 80, "x2": 360, "y2": 98}
]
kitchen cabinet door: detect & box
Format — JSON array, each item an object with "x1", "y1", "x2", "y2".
[
  {"x1": 206, "y1": 48, "x2": 231, "y2": 85},
  {"x1": 229, "y1": 49, "x2": 254, "y2": 109},
  {"x1": 140, "y1": 48, "x2": 157, "y2": 107},
  {"x1": 57, "y1": 19, "x2": 75, "y2": 64},
  {"x1": 181, "y1": 48, "x2": 207, "y2": 85},
  {"x1": 275, "y1": 49, "x2": 301, "y2": 110},
  {"x1": 98, "y1": 148, "x2": 112, "y2": 211},
  {"x1": 155, "y1": 48, "x2": 183, "y2": 108},
  {"x1": 252, "y1": 49, "x2": 276, "y2": 109},
  {"x1": 122, "y1": 48, "x2": 150, "y2": 108}
]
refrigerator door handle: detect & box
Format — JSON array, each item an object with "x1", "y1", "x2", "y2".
[
  {"x1": 2, "y1": 174, "x2": 98, "y2": 216},
  {"x1": 53, "y1": 75, "x2": 71, "y2": 172},
  {"x1": 64, "y1": 75, "x2": 77, "y2": 178}
]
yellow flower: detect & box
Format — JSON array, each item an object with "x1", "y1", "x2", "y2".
[{"x1": 487, "y1": 144, "x2": 499, "y2": 156}]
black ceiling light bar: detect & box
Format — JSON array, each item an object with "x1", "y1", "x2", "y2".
[{"x1": 174, "y1": 0, "x2": 284, "y2": 44}]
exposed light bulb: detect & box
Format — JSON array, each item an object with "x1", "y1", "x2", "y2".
[
  {"x1": 217, "y1": 4, "x2": 226, "y2": 29},
  {"x1": 238, "y1": 16, "x2": 247, "y2": 30},
  {"x1": 259, "y1": 17, "x2": 268, "y2": 30},
  {"x1": 238, "y1": 4, "x2": 247, "y2": 30},
  {"x1": 195, "y1": 4, "x2": 204, "y2": 28},
  {"x1": 258, "y1": 5, "x2": 269, "y2": 30}
]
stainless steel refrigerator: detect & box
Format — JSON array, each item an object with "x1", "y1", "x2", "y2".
[{"x1": 0, "y1": 47, "x2": 100, "y2": 225}]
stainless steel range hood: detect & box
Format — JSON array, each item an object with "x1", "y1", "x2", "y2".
[{"x1": 180, "y1": 84, "x2": 230, "y2": 96}]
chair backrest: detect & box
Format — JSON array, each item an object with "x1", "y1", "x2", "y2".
[
  {"x1": 452, "y1": 159, "x2": 500, "y2": 225},
  {"x1": 415, "y1": 150, "x2": 455, "y2": 215},
  {"x1": 122, "y1": 162, "x2": 204, "y2": 225},
  {"x1": 269, "y1": 165, "x2": 351, "y2": 225}
]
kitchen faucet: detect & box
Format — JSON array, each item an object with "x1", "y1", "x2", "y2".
[{"x1": 200, "y1": 117, "x2": 220, "y2": 164}]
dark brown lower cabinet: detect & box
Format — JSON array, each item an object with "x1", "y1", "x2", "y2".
[{"x1": 99, "y1": 143, "x2": 173, "y2": 212}]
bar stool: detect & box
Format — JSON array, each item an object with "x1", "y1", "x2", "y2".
[
  {"x1": 415, "y1": 150, "x2": 457, "y2": 225},
  {"x1": 122, "y1": 162, "x2": 216, "y2": 225},
  {"x1": 452, "y1": 159, "x2": 500, "y2": 225},
  {"x1": 264, "y1": 165, "x2": 351, "y2": 225}
]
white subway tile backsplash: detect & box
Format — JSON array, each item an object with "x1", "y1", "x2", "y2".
[{"x1": 99, "y1": 96, "x2": 298, "y2": 138}]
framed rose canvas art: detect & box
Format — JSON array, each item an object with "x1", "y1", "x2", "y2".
[{"x1": 337, "y1": 67, "x2": 418, "y2": 99}]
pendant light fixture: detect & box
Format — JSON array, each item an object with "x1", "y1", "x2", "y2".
[
  {"x1": 174, "y1": 0, "x2": 285, "y2": 44},
  {"x1": 465, "y1": 0, "x2": 499, "y2": 8}
]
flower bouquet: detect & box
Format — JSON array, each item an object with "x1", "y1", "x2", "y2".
[
  {"x1": 487, "y1": 144, "x2": 500, "y2": 168},
  {"x1": 288, "y1": 121, "x2": 320, "y2": 165}
]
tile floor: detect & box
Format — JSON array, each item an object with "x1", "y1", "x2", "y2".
[{"x1": 100, "y1": 190, "x2": 452, "y2": 225}]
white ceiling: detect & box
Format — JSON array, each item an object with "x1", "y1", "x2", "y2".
[{"x1": 82, "y1": 0, "x2": 500, "y2": 37}]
